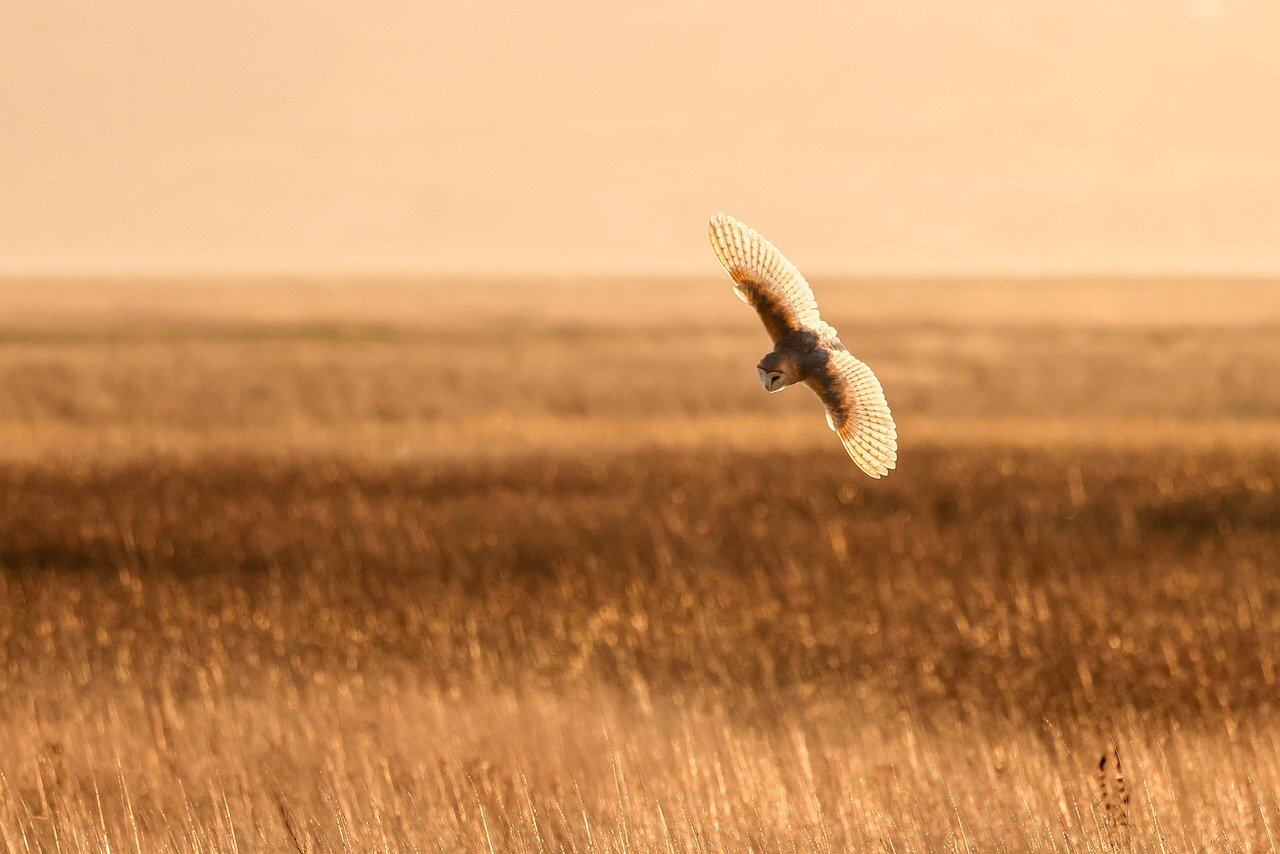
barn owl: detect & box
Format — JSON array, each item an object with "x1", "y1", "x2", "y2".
[{"x1": 708, "y1": 213, "x2": 897, "y2": 477}]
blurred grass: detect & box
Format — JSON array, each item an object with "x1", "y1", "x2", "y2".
[{"x1": 0, "y1": 278, "x2": 1278, "y2": 850}]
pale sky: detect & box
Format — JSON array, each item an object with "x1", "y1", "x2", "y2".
[{"x1": 3, "y1": 1, "x2": 1279, "y2": 276}]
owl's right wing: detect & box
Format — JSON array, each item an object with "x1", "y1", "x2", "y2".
[
  {"x1": 805, "y1": 349, "x2": 897, "y2": 478},
  {"x1": 708, "y1": 213, "x2": 838, "y2": 344}
]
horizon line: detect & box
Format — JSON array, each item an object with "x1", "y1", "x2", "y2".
[{"x1": 2, "y1": 265, "x2": 1280, "y2": 284}]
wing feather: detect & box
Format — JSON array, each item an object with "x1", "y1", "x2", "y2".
[
  {"x1": 806, "y1": 349, "x2": 897, "y2": 478},
  {"x1": 708, "y1": 213, "x2": 837, "y2": 343}
]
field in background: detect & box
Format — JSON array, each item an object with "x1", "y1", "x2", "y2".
[{"x1": 0, "y1": 278, "x2": 1278, "y2": 850}]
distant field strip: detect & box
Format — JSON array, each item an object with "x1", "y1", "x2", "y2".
[{"x1": 2, "y1": 416, "x2": 1280, "y2": 464}]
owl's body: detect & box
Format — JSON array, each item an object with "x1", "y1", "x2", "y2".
[
  {"x1": 757, "y1": 330, "x2": 842, "y2": 395},
  {"x1": 709, "y1": 213, "x2": 898, "y2": 477}
]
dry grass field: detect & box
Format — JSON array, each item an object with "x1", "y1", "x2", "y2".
[{"x1": 0, "y1": 278, "x2": 1279, "y2": 851}]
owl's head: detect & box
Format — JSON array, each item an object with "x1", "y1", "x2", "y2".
[{"x1": 757, "y1": 352, "x2": 799, "y2": 393}]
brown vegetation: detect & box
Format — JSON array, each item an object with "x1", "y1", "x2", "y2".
[{"x1": 0, "y1": 279, "x2": 1277, "y2": 850}]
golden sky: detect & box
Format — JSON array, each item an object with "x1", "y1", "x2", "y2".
[{"x1": 3, "y1": 1, "x2": 1279, "y2": 276}]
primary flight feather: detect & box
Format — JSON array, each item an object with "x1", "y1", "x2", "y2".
[{"x1": 708, "y1": 213, "x2": 897, "y2": 477}]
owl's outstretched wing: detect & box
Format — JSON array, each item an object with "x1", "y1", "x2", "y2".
[
  {"x1": 805, "y1": 349, "x2": 897, "y2": 478},
  {"x1": 708, "y1": 213, "x2": 838, "y2": 344}
]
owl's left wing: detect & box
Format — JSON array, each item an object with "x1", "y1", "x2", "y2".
[
  {"x1": 805, "y1": 349, "x2": 897, "y2": 478},
  {"x1": 708, "y1": 213, "x2": 838, "y2": 344}
]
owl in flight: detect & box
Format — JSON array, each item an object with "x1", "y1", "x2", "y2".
[{"x1": 708, "y1": 214, "x2": 897, "y2": 478}]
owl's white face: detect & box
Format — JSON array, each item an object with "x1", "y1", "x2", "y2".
[{"x1": 758, "y1": 368, "x2": 789, "y2": 392}]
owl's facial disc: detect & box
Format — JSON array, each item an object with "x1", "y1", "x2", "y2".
[{"x1": 758, "y1": 368, "x2": 788, "y2": 392}]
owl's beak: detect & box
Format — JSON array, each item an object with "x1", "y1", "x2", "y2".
[{"x1": 758, "y1": 368, "x2": 787, "y2": 392}]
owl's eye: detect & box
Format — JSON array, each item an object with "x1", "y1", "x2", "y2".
[{"x1": 759, "y1": 369, "x2": 788, "y2": 392}]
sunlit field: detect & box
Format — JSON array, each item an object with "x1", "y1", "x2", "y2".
[{"x1": 1, "y1": 279, "x2": 1279, "y2": 850}]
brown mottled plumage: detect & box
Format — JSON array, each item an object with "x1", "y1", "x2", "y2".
[{"x1": 708, "y1": 213, "x2": 897, "y2": 477}]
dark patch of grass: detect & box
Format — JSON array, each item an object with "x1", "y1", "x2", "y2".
[{"x1": 0, "y1": 447, "x2": 1276, "y2": 719}]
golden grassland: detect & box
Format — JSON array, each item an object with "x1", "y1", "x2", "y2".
[{"x1": 0, "y1": 278, "x2": 1278, "y2": 850}]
